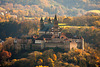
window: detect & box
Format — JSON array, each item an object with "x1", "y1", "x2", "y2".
[{"x1": 61, "y1": 37, "x2": 64, "y2": 39}]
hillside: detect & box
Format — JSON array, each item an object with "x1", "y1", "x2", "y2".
[{"x1": 0, "y1": 0, "x2": 100, "y2": 16}]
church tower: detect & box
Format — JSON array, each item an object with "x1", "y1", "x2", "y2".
[
  {"x1": 54, "y1": 14, "x2": 58, "y2": 28},
  {"x1": 50, "y1": 14, "x2": 61, "y2": 37},
  {"x1": 40, "y1": 17, "x2": 44, "y2": 30}
]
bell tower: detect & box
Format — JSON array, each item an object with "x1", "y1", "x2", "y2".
[
  {"x1": 40, "y1": 17, "x2": 44, "y2": 30},
  {"x1": 50, "y1": 14, "x2": 61, "y2": 37},
  {"x1": 54, "y1": 14, "x2": 58, "y2": 28}
]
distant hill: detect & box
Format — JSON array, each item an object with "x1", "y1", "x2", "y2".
[
  {"x1": 84, "y1": 10, "x2": 100, "y2": 16},
  {"x1": 0, "y1": 0, "x2": 100, "y2": 16}
]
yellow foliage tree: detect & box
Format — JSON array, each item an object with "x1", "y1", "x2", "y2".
[
  {"x1": 47, "y1": 58, "x2": 54, "y2": 67},
  {"x1": 12, "y1": 59, "x2": 18, "y2": 63},
  {"x1": 36, "y1": 65, "x2": 49, "y2": 67},
  {"x1": 73, "y1": 57, "x2": 77, "y2": 62},
  {"x1": 37, "y1": 59, "x2": 43, "y2": 64},
  {"x1": 48, "y1": 58, "x2": 54, "y2": 63},
  {"x1": 53, "y1": 54, "x2": 57, "y2": 61}
]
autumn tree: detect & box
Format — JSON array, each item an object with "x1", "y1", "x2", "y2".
[
  {"x1": 3, "y1": 37, "x2": 14, "y2": 51},
  {"x1": 47, "y1": 58, "x2": 54, "y2": 67},
  {"x1": 93, "y1": 21, "x2": 100, "y2": 28},
  {"x1": 0, "y1": 44, "x2": 3, "y2": 51},
  {"x1": 0, "y1": 50, "x2": 11, "y2": 67},
  {"x1": 37, "y1": 59, "x2": 43, "y2": 65},
  {"x1": 63, "y1": 17, "x2": 73, "y2": 25},
  {"x1": 53, "y1": 54, "x2": 57, "y2": 61}
]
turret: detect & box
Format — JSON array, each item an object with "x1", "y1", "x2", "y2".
[
  {"x1": 40, "y1": 17, "x2": 44, "y2": 30},
  {"x1": 81, "y1": 37, "x2": 84, "y2": 50},
  {"x1": 48, "y1": 18, "x2": 52, "y2": 24}
]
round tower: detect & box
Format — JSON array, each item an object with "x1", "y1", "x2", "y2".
[{"x1": 81, "y1": 37, "x2": 84, "y2": 50}]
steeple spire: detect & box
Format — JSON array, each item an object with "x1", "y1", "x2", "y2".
[
  {"x1": 54, "y1": 14, "x2": 57, "y2": 20},
  {"x1": 40, "y1": 17, "x2": 43, "y2": 21},
  {"x1": 49, "y1": 17, "x2": 51, "y2": 21},
  {"x1": 40, "y1": 17, "x2": 44, "y2": 30}
]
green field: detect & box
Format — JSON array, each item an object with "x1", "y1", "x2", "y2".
[
  {"x1": 58, "y1": 23, "x2": 94, "y2": 29},
  {"x1": 58, "y1": 23, "x2": 66, "y2": 26},
  {"x1": 59, "y1": 26, "x2": 92, "y2": 29},
  {"x1": 24, "y1": 17, "x2": 35, "y2": 20}
]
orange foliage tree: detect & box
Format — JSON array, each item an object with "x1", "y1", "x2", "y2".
[
  {"x1": 0, "y1": 50, "x2": 11, "y2": 59},
  {"x1": 0, "y1": 50, "x2": 12, "y2": 66}
]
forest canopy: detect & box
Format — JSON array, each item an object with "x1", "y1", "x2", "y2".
[{"x1": 0, "y1": 0, "x2": 100, "y2": 16}]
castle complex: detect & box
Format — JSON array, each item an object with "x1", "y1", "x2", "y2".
[
  {"x1": 13, "y1": 15, "x2": 84, "y2": 51},
  {"x1": 35, "y1": 15, "x2": 84, "y2": 50}
]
